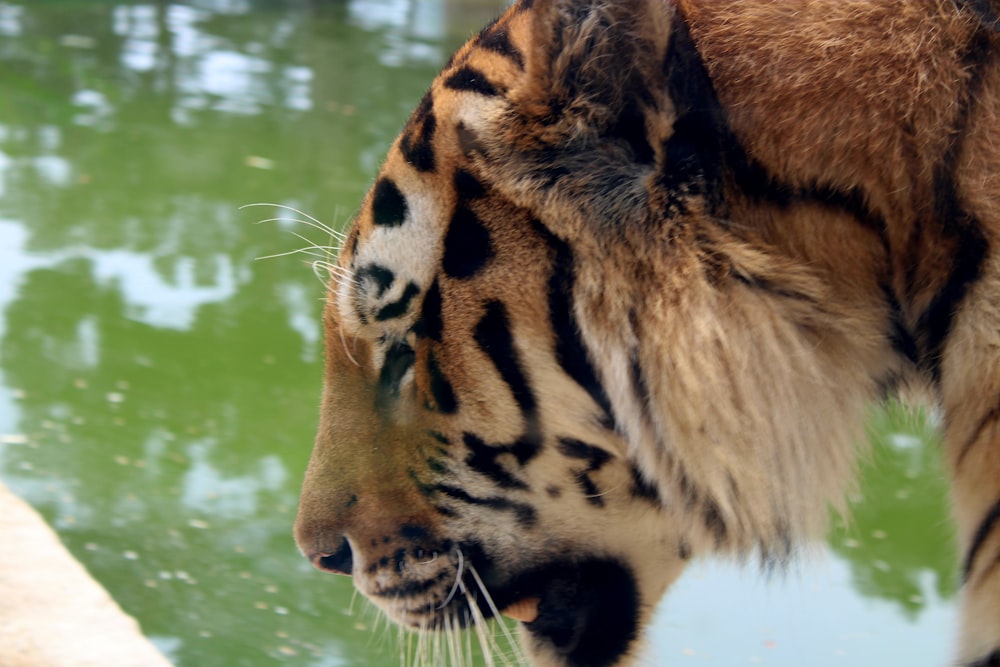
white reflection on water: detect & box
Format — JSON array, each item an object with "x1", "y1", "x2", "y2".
[
  {"x1": 72, "y1": 90, "x2": 114, "y2": 130},
  {"x1": 349, "y1": 0, "x2": 445, "y2": 66},
  {"x1": 281, "y1": 282, "x2": 321, "y2": 362},
  {"x1": 0, "y1": 148, "x2": 72, "y2": 195},
  {"x1": 92, "y1": 252, "x2": 236, "y2": 330},
  {"x1": 181, "y1": 439, "x2": 287, "y2": 519},
  {"x1": 0, "y1": 221, "x2": 46, "y2": 341},
  {"x1": 113, "y1": 3, "x2": 314, "y2": 117},
  {"x1": 0, "y1": 3, "x2": 23, "y2": 36}
]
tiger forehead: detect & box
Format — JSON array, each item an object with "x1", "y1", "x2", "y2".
[
  {"x1": 376, "y1": 9, "x2": 526, "y2": 185},
  {"x1": 445, "y1": 11, "x2": 531, "y2": 88},
  {"x1": 382, "y1": 9, "x2": 531, "y2": 179},
  {"x1": 335, "y1": 8, "x2": 540, "y2": 342}
]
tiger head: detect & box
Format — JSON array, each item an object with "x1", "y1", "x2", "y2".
[{"x1": 294, "y1": 0, "x2": 867, "y2": 664}]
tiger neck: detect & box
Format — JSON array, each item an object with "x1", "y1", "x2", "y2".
[{"x1": 678, "y1": 0, "x2": 997, "y2": 379}]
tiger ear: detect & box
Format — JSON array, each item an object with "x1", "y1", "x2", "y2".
[{"x1": 515, "y1": 0, "x2": 675, "y2": 127}]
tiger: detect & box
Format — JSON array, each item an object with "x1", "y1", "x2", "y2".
[{"x1": 292, "y1": 0, "x2": 1000, "y2": 665}]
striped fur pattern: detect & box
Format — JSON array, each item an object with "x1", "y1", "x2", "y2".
[{"x1": 293, "y1": 1, "x2": 1000, "y2": 665}]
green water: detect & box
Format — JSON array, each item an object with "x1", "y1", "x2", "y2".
[{"x1": 0, "y1": 2, "x2": 958, "y2": 665}]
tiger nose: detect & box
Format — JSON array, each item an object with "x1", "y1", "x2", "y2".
[
  {"x1": 294, "y1": 506, "x2": 355, "y2": 576},
  {"x1": 308, "y1": 537, "x2": 354, "y2": 576}
]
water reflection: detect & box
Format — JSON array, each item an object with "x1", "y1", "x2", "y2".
[{"x1": 0, "y1": 1, "x2": 956, "y2": 666}]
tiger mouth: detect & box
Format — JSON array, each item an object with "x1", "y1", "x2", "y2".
[{"x1": 400, "y1": 556, "x2": 641, "y2": 667}]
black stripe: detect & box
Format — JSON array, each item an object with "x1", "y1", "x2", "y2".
[
  {"x1": 473, "y1": 300, "x2": 538, "y2": 425},
  {"x1": 411, "y1": 90, "x2": 433, "y2": 124},
  {"x1": 964, "y1": 497, "x2": 1000, "y2": 582},
  {"x1": 431, "y1": 504, "x2": 459, "y2": 518},
  {"x1": 376, "y1": 341, "x2": 414, "y2": 409},
  {"x1": 345, "y1": 225, "x2": 360, "y2": 260},
  {"x1": 355, "y1": 264, "x2": 395, "y2": 298},
  {"x1": 557, "y1": 438, "x2": 612, "y2": 507},
  {"x1": 443, "y1": 205, "x2": 493, "y2": 279},
  {"x1": 703, "y1": 499, "x2": 728, "y2": 546},
  {"x1": 626, "y1": 305, "x2": 668, "y2": 451},
  {"x1": 371, "y1": 177, "x2": 408, "y2": 227},
  {"x1": 606, "y1": 99, "x2": 654, "y2": 165},
  {"x1": 915, "y1": 27, "x2": 993, "y2": 381},
  {"x1": 444, "y1": 66, "x2": 501, "y2": 97},
  {"x1": 427, "y1": 430, "x2": 450, "y2": 445},
  {"x1": 432, "y1": 483, "x2": 537, "y2": 527},
  {"x1": 463, "y1": 433, "x2": 537, "y2": 489},
  {"x1": 630, "y1": 465, "x2": 663, "y2": 506},
  {"x1": 884, "y1": 283, "x2": 920, "y2": 364},
  {"x1": 557, "y1": 438, "x2": 612, "y2": 465},
  {"x1": 454, "y1": 168, "x2": 486, "y2": 200},
  {"x1": 478, "y1": 24, "x2": 524, "y2": 69},
  {"x1": 667, "y1": 9, "x2": 892, "y2": 238},
  {"x1": 629, "y1": 348, "x2": 650, "y2": 418},
  {"x1": 531, "y1": 219, "x2": 616, "y2": 428},
  {"x1": 660, "y1": 12, "x2": 727, "y2": 215},
  {"x1": 677, "y1": 467, "x2": 699, "y2": 508},
  {"x1": 375, "y1": 281, "x2": 419, "y2": 321},
  {"x1": 426, "y1": 457, "x2": 450, "y2": 475},
  {"x1": 957, "y1": 399, "x2": 1000, "y2": 467},
  {"x1": 731, "y1": 271, "x2": 818, "y2": 303},
  {"x1": 414, "y1": 279, "x2": 444, "y2": 341},
  {"x1": 915, "y1": 208, "x2": 988, "y2": 383},
  {"x1": 369, "y1": 569, "x2": 450, "y2": 597},
  {"x1": 426, "y1": 349, "x2": 458, "y2": 414},
  {"x1": 400, "y1": 94, "x2": 437, "y2": 172}
]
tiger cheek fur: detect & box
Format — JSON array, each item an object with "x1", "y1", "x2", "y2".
[{"x1": 294, "y1": 1, "x2": 1000, "y2": 666}]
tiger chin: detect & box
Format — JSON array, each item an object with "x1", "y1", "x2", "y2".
[{"x1": 293, "y1": 1, "x2": 1000, "y2": 666}]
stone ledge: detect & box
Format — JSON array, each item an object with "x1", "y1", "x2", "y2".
[{"x1": 0, "y1": 482, "x2": 174, "y2": 667}]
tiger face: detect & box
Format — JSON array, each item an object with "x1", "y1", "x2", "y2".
[
  {"x1": 295, "y1": 0, "x2": 1000, "y2": 666},
  {"x1": 296, "y1": 233, "x2": 685, "y2": 666}
]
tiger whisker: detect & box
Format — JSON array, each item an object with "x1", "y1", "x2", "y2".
[
  {"x1": 255, "y1": 246, "x2": 334, "y2": 262},
  {"x1": 311, "y1": 259, "x2": 353, "y2": 276},
  {"x1": 463, "y1": 609, "x2": 474, "y2": 667},
  {"x1": 348, "y1": 586, "x2": 362, "y2": 616},
  {"x1": 312, "y1": 262, "x2": 361, "y2": 297},
  {"x1": 370, "y1": 604, "x2": 393, "y2": 649},
  {"x1": 467, "y1": 564, "x2": 526, "y2": 666},
  {"x1": 397, "y1": 626, "x2": 412, "y2": 667},
  {"x1": 399, "y1": 619, "x2": 410, "y2": 667},
  {"x1": 444, "y1": 612, "x2": 460, "y2": 667},
  {"x1": 338, "y1": 318, "x2": 362, "y2": 368},
  {"x1": 249, "y1": 216, "x2": 347, "y2": 253},
  {"x1": 462, "y1": 583, "x2": 500, "y2": 667},
  {"x1": 281, "y1": 230, "x2": 342, "y2": 258},
  {"x1": 241, "y1": 202, "x2": 347, "y2": 240},
  {"x1": 438, "y1": 547, "x2": 465, "y2": 610},
  {"x1": 311, "y1": 262, "x2": 337, "y2": 290},
  {"x1": 585, "y1": 479, "x2": 628, "y2": 500},
  {"x1": 455, "y1": 612, "x2": 471, "y2": 667},
  {"x1": 313, "y1": 260, "x2": 357, "y2": 284}
]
